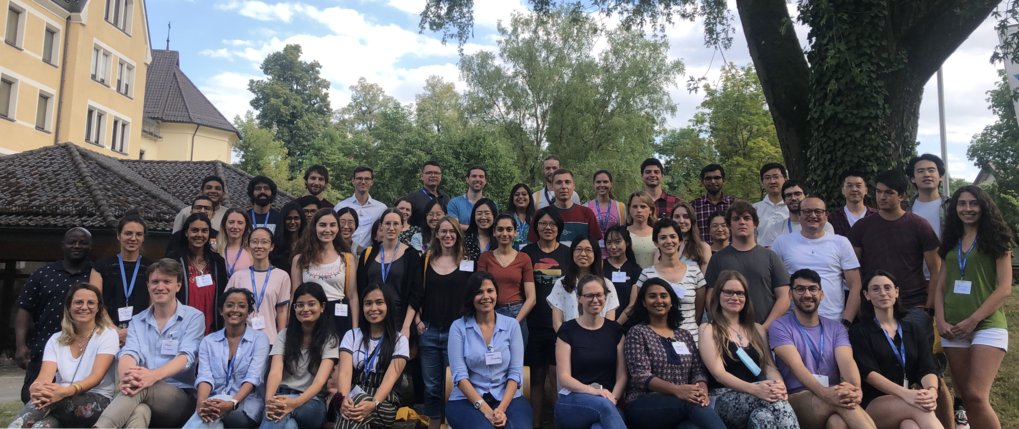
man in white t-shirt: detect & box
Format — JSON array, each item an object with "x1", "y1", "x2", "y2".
[
  {"x1": 771, "y1": 196, "x2": 862, "y2": 325},
  {"x1": 905, "y1": 154, "x2": 948, "y2": 279},
  {"x1": 753, "y1": 163, "x2": 789, "y2": 246},
  {"x1": 759, "y1": 180, "x2": 834, "y2": 247}
]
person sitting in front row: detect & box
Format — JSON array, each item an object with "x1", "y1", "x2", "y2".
[
  {"x1": 699, "y1": 271, "x2": 799, "y2": 429},
  {"x1": 769, "y1": 269, "x2": 876, "y2": 429},
  {"x1": 622, "y1": 277, "x2": 726, "y2": 429},
  {"x1": 9, "y1": 283, "x2": 119, "y2": 428},
  {"x1": 94, "y1": 259, "x2": 206, "y2": 429},
  {"x1": 446, "y1": 271, "x2": 532, "y2": 429},
  {"x1": 183, "y1": 288, "x2": 271, "y2": 429},
  {"x1": 851, "y1": 271, "x2": 943, "y2": 429}
]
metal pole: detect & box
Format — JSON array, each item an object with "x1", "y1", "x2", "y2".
[{"x1": 937, "y1": 67, "x2": 951, "y2": 195}]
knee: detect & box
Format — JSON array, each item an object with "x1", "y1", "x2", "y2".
[
  {"x1": 898, "y1": 419, "x2": 920, "y2": 429},
  {"x1": 961, "y1": 386, "x2": 990, "y2": 405},
  {"x1": 826, "y1": 414, "x2": 848, "y2": 429}
]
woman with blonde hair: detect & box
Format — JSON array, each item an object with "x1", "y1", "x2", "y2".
[
  {"x1": 219, "y1": 208, "x2": 254, "y2": 278},
  {"x1": 699, "y1": 270, "x2": 798, "y2": 429},
  {"x1": 9, "y1": 283, "x2": 119, "y2": 428},
  {"x1": 625, "y1": 191, "x2": 656, "y2": 268}
]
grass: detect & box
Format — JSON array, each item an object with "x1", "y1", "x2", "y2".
[{"x1": 0, "y1": 400, "x2": 21, "y2": 424}]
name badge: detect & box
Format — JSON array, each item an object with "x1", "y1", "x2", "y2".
[
  {"x1": 485, "y1": 352, "x2": 503, "y2": 365},
  {"x1": 813, "y1": 374, "x2": 830, "y2": 387},
  {"x1": 903, "y1": 377, "x2": 909, "y2": 388},
  {"x1": 459, "y1": 260, "x2": 475, "y2": 272},
  {"x1": 266, "y1": 224, "x2": 277, "y2": 234},
  {"x1": 953, "y1": 280, "x2": 972, "y2": 295},
  {"x1": 335, "y1": 303, "x2": 349, "y2": 317},
  {"x1": 611, "y1": 271, "x2": 627, "y2": 283},
  {"x1": 209, "y1": 238, "x2": 218, "y2": 248},
  {"x1": 161, "y1": 340, "x2": 179, "y2": 356},
  {"x1": 349, "y1": 385, "x2": 365, "y2": 398},
  {"x1": 598, "y1": 239, "x2": 605, "y2": 248},
  {"x1": 672, "y1": 342, "x2": 690, "y2": 355},
  {"x1": 251, "y1": 316, "x2": 266, "y2": 330},
  {"x1": 196, "y1": 274, "x2": 214, "y2": 287},
  {"x1": 118, "y1": 306, "x2": 134, "y2": 321}
]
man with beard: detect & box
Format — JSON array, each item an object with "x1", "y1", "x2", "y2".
[
  {"x1": 172, "y1": 176, "x2": 228, "y2": 233},
  {"x1": 691, "y1": 164, "x2": 738, "y2": 244},
  {"x1": 14, "y1": 227, "x2": 94, "y2": 403},
  {"x1": 334, "y1": 165, "x2": 386, "y2": 249},
  {"x1": 770, "y1": 269, "x2": 876, "y2": 429},
  {"x1": 772, "y1": 196, "x2": 862, "y2": 326},
  {"x1": 403, "y1": 160, "x2": 450, "y2": 227},
  {"x1": 753, "y1": 163, "x2": 789, "y2": 246},
  {"x1": 828, "y1": 171, "x2": 877, "y2": 238},
  {"x1": 640, "y1": 157, "x2": 681, "y2": 219},
  {"x1": 533, "y1": 155, "x2": 579, "y2": 209},
  {"x1": 303, "y1": 164, "x2": 332, "y2": 207},
  {"x1": 248, "y1": 175, "x2": 281, "y2": 233},
  {"x1": 447, "y1": 165, "x2": 497, "y2": 230},
  {"x1": 760, "y1": 180, "x2": 834, "y2": 247}
]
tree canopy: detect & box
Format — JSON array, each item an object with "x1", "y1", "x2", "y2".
[{"x1": 969, "y1": 69, "x2": 1019, "y2": 232}]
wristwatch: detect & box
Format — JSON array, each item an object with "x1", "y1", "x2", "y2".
[
  {"x1": 841, "y1": 319, "x2": 852, "y2": 329},
  {"x1": 230, "y1": 399, "x2": 239, "y2": 410},
  {"x1": 474, "y1": 399, "x2": 484, "y2": 410}
]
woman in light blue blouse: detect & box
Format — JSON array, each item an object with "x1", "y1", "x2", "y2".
[
  {"x1": 183, "y1": 288, "x2": 271, "y2": 429},
  {"x1": 446, "y1": 271, "x2": 532, "y2": 429}
]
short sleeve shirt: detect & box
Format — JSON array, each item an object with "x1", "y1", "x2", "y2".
[
  {"x1": 478, "y1": 251, "x2": 534, "y2": 305},
  {"x1": 769, "y1": 314, "x2": 851, "y2": 394},
  {"x1": 93, "y1": 256, "x2": 153, "y2": 326},
  {"x1": 547, "y1": 277, "x2": 619, "y2": 323},
  {"x1": 226, "y1": 266, "x2": 292, "y2": 344},
  {"x1": 521, "y1": 243, "x2": 571, "y2": 339},
  {"x1": 44, "y1": 328, "x2": 120, "y2": 399},
  {"x1": 635, "y1": 265, "x2": 706, "y2": 342},
  {"x1": 270, "y1": 328, "x2": 340, "y2": 395},
  {"x1": 16, "y1": 260, "x2": 93, "y2": 359},
  {"x1": 771, "y1": 232, "x2": 859, "y2": 320},
  {"x1": 704, "y1": 246, "x2": 789, "y2": 324},
  {"x1": 848, "y1": 212, "x2": 940, "y2": 307},
  {"x1": 558, "y1": 320, "x2": 624, "y2": 391},
  {"x1": 340, "y1": 330, "x2": 410, "y2": 374}
]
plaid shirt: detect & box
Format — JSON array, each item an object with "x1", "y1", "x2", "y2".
[
  {"x1": 690, "y1": 194, "x2": 737, "y2": 244},
  {"x1": 653, "y1": 192, "x2": 682, "y2": 221},
  {"x1": 828, "y1": 205, "x2": 878, "y2": 237}
]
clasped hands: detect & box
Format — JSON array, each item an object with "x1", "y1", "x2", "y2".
[
  {"x1": 196, "y1": 398, "x2": 234, "y2": 422},
  {"x1": 753, "y1": 380, "x2": 788, "y2": 403},
  {"x1": 822, "y1": 382, "x2": 863, "y2": 409},
  {"x1": 29, "y1": 382, "x2": 74, "y2": 410},
  {"x1": 264, "y1": 395, "x2": 300, "y2": 422},
  {"x1": 339, "y1": 395, "x2": 377, "y2": 422},
  {"x1": 674, "y1": 382, "x2": 710, "y2": 406},
  {"x1": 119, "y1": 366, "x2": 159, "y2": 396}
]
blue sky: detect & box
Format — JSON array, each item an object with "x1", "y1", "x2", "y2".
[{"x1": 145, "y1": 0, "x2": 1004, "y2": 182}]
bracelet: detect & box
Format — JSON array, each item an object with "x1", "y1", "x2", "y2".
[{"x1": 72, "y1": 383, "x2": 82, "y2": 395}]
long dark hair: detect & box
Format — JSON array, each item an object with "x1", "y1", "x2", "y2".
[
  {"x1": 357, "y1": 283, "x2": 399, "y2": 373},
  {"x1": 604, "y1": 225, "x2": 637, "y2": 263},
  {"x1": 419, "y1": 198, "x2": 447, "y2": 245},
  {"x1": 625, "y1": 277, "x2": 683, "y2": 330},
  {"x1": 295, "y1": 208, "x2": 349, "y2": 272},
  {"x1": 283, "y1": 283, "x2": 338, "y2": 376},
  {"x1": 506, "y1": 184, "x2": 535, "y2": 224},
  {"x1": 562, "y1": 234, "x2": 603, "y2": 293},
  {"x1": 707, "y1": 271, "x2": 772, "y2": 370},
  {"x1": 938, "y1": 185, "x2": 1015, "y2": 260},
  {"x1": 461, "y1": 271, "x2": 500, "y2": 317},
  {"x1": 466, "y1": 198, "x2": 499, "y2": 240},
  {"x1": 179, "y1": 212, "x2": 214, "y2": 264},
  {"x1": 271, "y1": 203, "x2": 304, "y2": 270},
  {"x1": 859, "y1": 270, "x2": 909, "y2": 320}
]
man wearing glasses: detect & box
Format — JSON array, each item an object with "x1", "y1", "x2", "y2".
[
  {"x1": 334, "y1": 165, "x2": 386, "y2": 249},
  {"x1": 690, "y1": 164, "x2": 737, "y2": 244},
  {"x1": 828, "y1": 171, "x2": 877, "y2": 237},
  {"x1": 759, "y1": 181, "x2": 835, "y2": 247},
  {"x1": 164, "y1": 196, "x2": 220, "y2": 257},
  {"x1": 771, "y1": 196, "x2": 862, "y2": 326},
  {"x1": 403, "y1": 160, "x2": 449, "y2": 228}
]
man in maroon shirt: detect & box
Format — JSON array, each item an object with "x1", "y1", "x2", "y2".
[
  {"x1": 527, "y1": 169, "x2": 601, "y2": 246},
  {"x1": 640, "y1": 158, "x2": 681, "y2": 220}
]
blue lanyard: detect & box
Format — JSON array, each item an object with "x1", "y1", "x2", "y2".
[
  {"x1": 380, "y1": 242, "x2": 400, "y2": 283},
  {"x1": 225, "y1": 326, "x2": 244, "y2": 383},
  {"x1": 117, "y1": 254, "x2": 141, "y2": 300},
  {"x1": 421, "y1": 188, "x2": 434, "y2": 200},
  {"x1": 363, "y1": 332, "x2": 384, "y2": 379},
  {"x1": 513, "y1": 213, "x2": 528, "y2": 242},
  {"x1": 787, "y1": 218, "x2": 792, "y2": 233},
  {"x1": 226, "y1": 248, "x2": 243, "y2": 277},
  {"x1": 595, "y1": 199, "x2": 612, "y2": 232},
  {"x1": 249, "y1": 266, "x2": 272, "y2": 311},
  {"x1": 479, "y1": 237, "x2": 490, "y2": 252},
  {"x1": 875, "y1": 318, "x2": 906, "y2": 371},
  {"x1": 958, "y1": 236, "x2": 978, "y2": 278},
  {"x1": 793, "y1": 317, "x2": 824, "y2": 373},
  {"x1": 250, "y1": 209, "x2": 268, "y2": 229}
]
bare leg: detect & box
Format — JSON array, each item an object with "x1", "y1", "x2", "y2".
[
  {"x1": 949, "y1": 345, "x2": 1005, "y2": 429},
  {"x1": 865, "y1": 395, "x2": 943, "y2": 429},
  {"x1": 826, "y1": 415, "x2": 849, "y2": 429},
  {"x1": 935, "y1": 379, "x2": 953, "y2": 429},
  {"x1": 900, "y1": 420, "x2": 921, "y2": 429}
]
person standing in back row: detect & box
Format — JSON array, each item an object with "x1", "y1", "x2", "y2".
[
  {"x1": 753, "y1": 163, "x2": 789, "y2": 246},
  {"x1": 828, "y1": 171, "x2": 877, "y2": 238},
  {"x1": 584, "y1": 170, "x2": 626, "y2": 257},
  {"x1": 404, "y1": 161, "x2": 450, "y2": 228},
  {"x1": 690, "y1": 164, "x2": 737, "y2": 245},
  {"x1": 248, "y1": 176, "x2": 282, "y2": 234},
  {"x1": 534, "y1": 155, "x2": 580, "y2": 209},
  {"x1": 640, "y1": 158, "x2": 681, "y2": 220},
  {"x1": 304, "y1": 165, "x2": 333, "y2": 208},
  {"x1": 759, "y1": 181, "x2": 835, "y2": 247},
  {"x1": 447, "y1": 166, "x2": 496, "y2": 230},
  {"x1": 527, "y1": 169, "x2": 601, "y2": 247},
  {"x1": 173, "y1": 176, "x2": 229, "y2": 233},
  {"x1": 335, "y1": 166, "x2": 387, "y2": 250}
]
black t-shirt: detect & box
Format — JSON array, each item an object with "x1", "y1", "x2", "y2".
[
  {"x1": 249, "y1": 208, "x2": 282, "y2": 235},
  {"x1": 603, "y1": 259, "x2": 642, "y2": 314},
  {"x1": 15, "y1": 260, "x2": 92, "y2": 359},
  {"x1": 521, "y1": 243, "x2": 571, "y2": 339},
  {"x1": 707, "y1": 339, "x2": 762, "y2": 389},
  {"x1": 421, "y1": 264, "x2": 472, "y2": 330},
  {"x1": 93, "y1": 255, "x2": 154, "y2": 326},
  {"x1": 558, "y1": 319, "x2": 624, "y2": 391}
]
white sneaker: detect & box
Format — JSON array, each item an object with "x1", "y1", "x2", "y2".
[{"x1": 955, "y1": 409, "x2": 970, "y2": 429}]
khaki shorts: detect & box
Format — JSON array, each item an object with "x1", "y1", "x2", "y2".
[{"x1": 788, "y1": 390, "x2": 830, "y2": 429}]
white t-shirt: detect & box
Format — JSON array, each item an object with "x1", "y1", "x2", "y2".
[
  {"x1": 227, "y1": 267, "x2": 293, "y2": 345},
  {"x1": 844, "y1": 206, "x2": 866, "y2": 227},
  {"x1": 760, "y1": 218, "x2": 835, "y2": 248},
  {"x1": 43, "y1": 328, "x2": 120, "y2": 399},
  {"x1": 771, "y1": 232, "x2": 860, "y2": 321},
  {"x1": 911, "y1": 199, "x2": 942, "y2": 280},
  {"x1": 548, "y1": 277, "x2": 619, "y2": 324},
  {"x1": 340, "y1": 330, "x2": 410, "y2": 374}
]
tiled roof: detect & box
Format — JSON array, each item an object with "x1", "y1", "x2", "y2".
[
  {"x1": 144, "y1": 50, "x2": 239, "y2": 136},
  {"x1": 0, "y1": 144, "x2": 294, "y2": 231}
]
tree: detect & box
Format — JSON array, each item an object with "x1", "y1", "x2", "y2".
[
  {"x1": 232, "y1": 112, "x2": 305, "y2": 197},
  {"x1": 420, "y1": 0, "x2": 1002, "y2": 203},
  {"x1": 415, "y1": 76, "x2": 465, "y2": 134},
  {"x1": 656, "y1": 127, "x2": 716, "y2": 199},
  {"x1": 969, "y1": 69, "x2": 1019, "y2": 232},
  {"x1": 459, "y1": 6, "x2": 684, "y2": 198},
  {"x1": 336, "y1": 78, "x2": 399, "y2": 134}
]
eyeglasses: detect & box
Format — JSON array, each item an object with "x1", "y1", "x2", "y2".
[
  {"x1": 720, "y1": 290, "x2": 746, "y2": 299},
  {"x1": 574, "y1": 247, "x2": 594, "y2": 254},
  {"x1": 223, "y1": 302, "x2": 249, "y2": 310},
  {"x1": 293, "y1": 302, "x2": 320, "y2": 310},
  {"x1": 339, "y1": 220, "x2": 357, "y2": 227},
  {"x1": 422, "y1": 171, "x2": 442, "y2": 176},
  {"x1": 792, "y1": 286, "x2": 821, "y2": 295},
  {"x1": 538, "y1": 222, "x2": 556, "y2": 230},
  {"x1": 783, "y1": 191, "x2": 804, "y2": 198},
  {"x1": 800, "y1": 209, "x2": 827, "y2": 217},
  {"x1": 192, "y1": 206, "x2": 213, "y2": 212},
  {"x1": 250, "y1": 240, "x2": 272, "y2": 246},
  {"x1": 427, "y1": 213, "x2": 445, "y2": 219},
  {"x1": 581, "y1": 293, "x2": 605, "y2": 300},
  {"x1": 72, "y1": 300, "x2": 98, "y2": 309},
  {"x1": 843, "y1": 183, "x2": 865, "y2": 189}
]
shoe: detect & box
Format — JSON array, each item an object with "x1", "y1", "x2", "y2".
[{"x1": 955, "y1": 409, "x2": 970, "y2": 429}]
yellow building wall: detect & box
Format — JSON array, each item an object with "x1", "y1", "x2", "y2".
[{"x1": 140, "y1": 122, "x2": 235, "y2": 162}]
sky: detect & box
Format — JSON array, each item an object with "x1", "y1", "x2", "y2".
[{"x1": 145, "y1": 0, "x2": 1006, "y2": 182}]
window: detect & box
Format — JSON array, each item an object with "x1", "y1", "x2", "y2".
[
  {"x1": 35, "y1": 93, "x2": 50, "y2": 131},
  {"x1": 91, "y1": 46, "x2": 111, "y2": 84},
  {"x1": 116, "y1": 61, "x2": 133, "y2": 96},
  {"x1": 85, "y1": 107, "x2": 104, "y2": 144},
  {"x1": 42, "y1": 27, "x2": 57, "y2": 64},
  {"x1": 104, "y1": 0, "x2": 132, "y2": 34},
  {"x1": 5, "y1": 7, "x2": 21, "y2": 47},
  {"x1": 0, "y1": 78, "x2": 13, "y2": 119},
  {"x1": 111, "y1": 118, "x2": 128, "y2": 153}
]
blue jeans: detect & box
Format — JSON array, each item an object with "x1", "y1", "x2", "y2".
[
  {"x1": 183, "y1": 394, "x2": 259, "y2": 429},
  {"x1": 446, "y1": 396, "x2": 532, "y2": 429},
  {"x1": 257, "y1": 393, "x2": 325, "y2": 429},
  {"x1": 554, "y1": 393, "x2": 627, "y2": 429},
  {"x1": 625, "y1": 393, "x2": 726, "y2": 429},
  {"x1": 419, "y1": 322, "x2": 450, "y2": 418},
  {"x1": 497, "y1": 302, "x2": 529, "y2": 346}
]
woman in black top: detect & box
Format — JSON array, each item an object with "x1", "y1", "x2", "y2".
[
  {"x1": 851, "y1": 271, "x2": 941, "y2": 429},
  {"x1": 603, "y1": 225, "x2": 642, "y2": 325},
  {"x1": 357, "y1": 208, "x2": 424, "y2": 342},
  {"x1": 554, "y1": 274, "x2": 626, "y2": 429},
  {"x1": 463, "y1": 198, "x2": 498, "y2": 261},
  {"x1": 271, "y1": 202, "x2": 306, "y2": 275},
  {"x1": 90, "y1": 211, "x2": 153, "y2": 346}
]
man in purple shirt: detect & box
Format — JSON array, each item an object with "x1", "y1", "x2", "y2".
[{"x1": 770, "y1": 269, "x2": 876, "y2": 429}]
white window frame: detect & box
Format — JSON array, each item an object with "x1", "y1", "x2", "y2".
[
  {"x1": 34, "y1": 89, "x2": 52, "y2": 131},
  {"x1": 4, "y1": 4, "x2": 26, "y2": 49},
  {"x1": 0, "y1": 75, "x2": 16, "y2": 120},
  {"x1": 84, "y1": 105, "x2": 106, "y2": 145},
  {"x1": 41, "y1": 25, "x2": 59, "y2": 65},
  {"x1": 110, "y1": 116, "x2": 129, "y2": 153},
  {"x1": 104, "y1": 0, "x2": 132, "y2": 35},
  {"x1": 90, "y1": 45, "x2": 112, "y2": 85},
  {"x1": 116, "y1": 60, "x2": 133, "y2": 97}
]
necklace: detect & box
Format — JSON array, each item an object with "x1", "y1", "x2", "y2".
[
  {"x1": 730, "y1": 325, "x2": 747, "y2": 347},
  {"x1": 76, "y1": 326, "x2": 97, "y2": 354}
]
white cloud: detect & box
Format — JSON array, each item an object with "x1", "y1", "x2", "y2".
[
  {"x1": 200, "y1": 72, "x2": 263, "y2": 122},
  {"x1": 200, "y1": 48, "x2": 234, "y2": 60},
  {"x1": 215, "y1": 0, "x2": 311, "y2": 22},
  {"x1": 223, "y1": 39, "x2": 253, "y2": 46}
]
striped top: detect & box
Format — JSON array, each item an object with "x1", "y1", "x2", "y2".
[{"x1": 635, "y1": 263, "x2": 706, "y2": 343}]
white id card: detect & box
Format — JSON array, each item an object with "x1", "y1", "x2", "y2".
[
  {"x1": 813, "y1": 374, "x2": 830, "y2": 387},
  {"x1": 611, "y1": 271, "x2": 627, "y2": 283},
  {"x1": 251, "y1": 316, "x2": 266, "y2": 330},
  {"x1": 196, "y1": 274, "x2": 213, "y2": 287},
  {"x1": 118, "y1": 307, "x2": 134, "y2": 321},
  {"x1": 954, "y1": 280, "x2": 972, "y2": 295},
  {"x1": 335, "y1": 303, "x2": 349, "y2": 317},
  {"x1": 349, "y1": 385, "x2": 365, "y2": 398},
  {"x1": 161, "y1": 340, "x2": 179, "y2": 355},
  {"x1": 598, "y1": 239, "x2": 606, "y2": 248},
  {"x1": 459, "y1": 260, "x2": 475, "y2": 272},
  {"x1": 903, "y1": 377, "x2": 909, "y2": 388},
  {"x1": 672, "y1": 342, "x2": 691, "y2": 355},
  {"x1": 485, "y1": 352, "x2": 503, "y2": 365}
]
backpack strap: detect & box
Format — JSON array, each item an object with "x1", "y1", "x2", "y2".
[{"x1": 362, "y1": 246, "x2": 373, "y2": 265}]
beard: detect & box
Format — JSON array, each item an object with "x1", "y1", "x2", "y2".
[{"x1": 254, "y1": 194, "x2": 273, "y2": 207}]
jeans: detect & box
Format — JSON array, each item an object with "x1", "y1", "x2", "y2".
[
  {"x1": 419, "y1": 322, "x2": 450, "y2": 418},
  {"x1": 497, "y1": 302, "x2": 529, "y2": 347},
  {"x1": 446, "y1": 396, "x2": 532, "y2": 429},
  {"x1": 183, "y1": 394, "x2": 259, "y2": 429},
  {"x1": 554, "y1": 393, "x2": 626, "y2": 429},
  {"x1": 625, "y1": 393, "x2": 726, "y2": 429},
  {"x1": 257, "y1": 393, "x2": 326, "y2": 429}
]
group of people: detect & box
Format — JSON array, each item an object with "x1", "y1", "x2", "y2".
[{"x1": 9, "y1": 153, "x2": 1012, "y2": 429}]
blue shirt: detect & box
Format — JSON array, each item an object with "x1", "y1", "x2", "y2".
[
  {"x1": 195, "y1": 327, "x2": 271, "y2": 423},
  {"x1": 448, "y1": 313, "x2": 523, "y2": 402},
  {"x1": 119, "y1": 300, "x2": 205, "y2": 390},
  {"x1": 446, "y1": 195, "x2": 498, "y2": 227}
]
